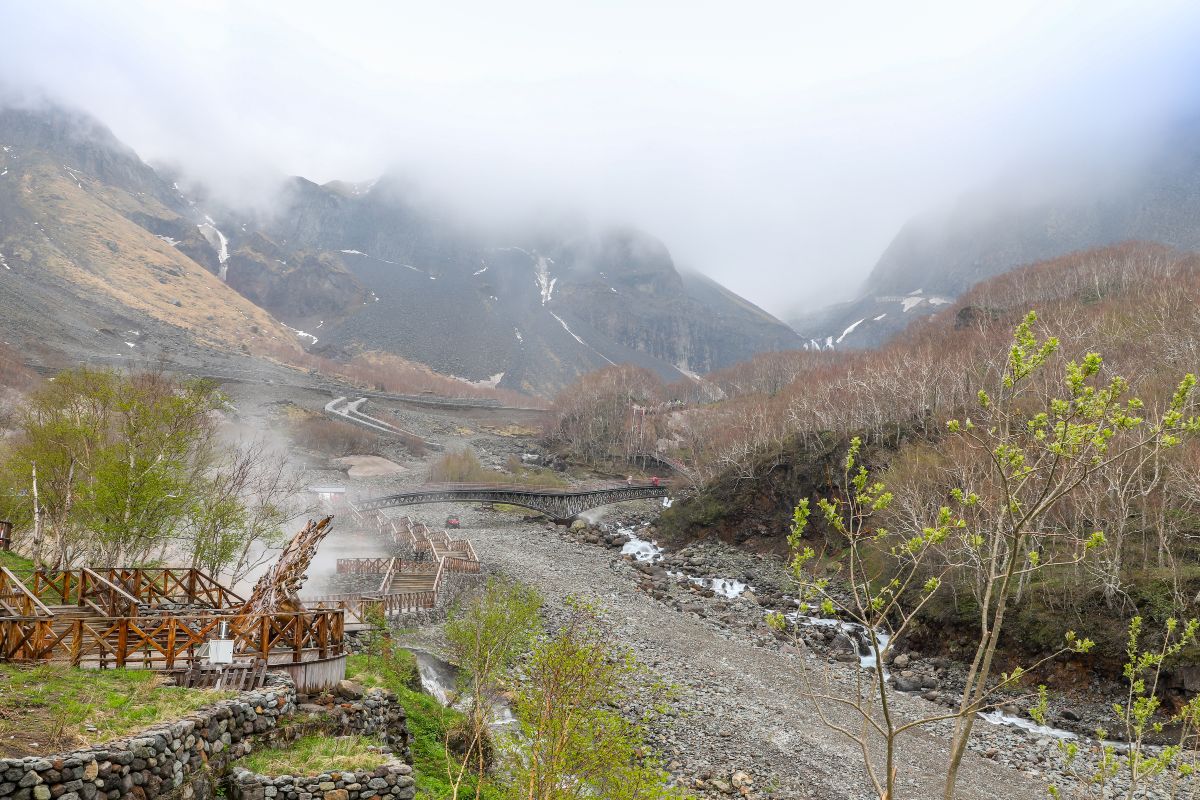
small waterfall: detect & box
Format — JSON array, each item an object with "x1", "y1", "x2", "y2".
[
  {"x1": 408, "y1": 649, "x2": 515, "y2": 726},
  {"x1": 411, "y1": 649, "x2": 458, "y2": 706}
]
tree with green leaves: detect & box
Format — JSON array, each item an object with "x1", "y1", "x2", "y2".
[
  {"x1": 0, "y1": 367, "x2": 302, "y2": 580},
  {"x1": 445, "y1": 579, "x2": 543, "y2": 800},
  {"x1": 781, "y1": 312, "x2": 1200, "y2": 800},
  {"x1": 508, "y1": 598, "x2": 685, "y2": 800},
  {"x1": 1039, "y1": 615, "x2": 1200, "y2": 799}
]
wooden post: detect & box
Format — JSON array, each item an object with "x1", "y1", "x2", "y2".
[
  {"x1": 116, "y1": 619, "x2": 128, "y2": 667},
  {"x1": 0, "y1": 520, "x2": 11, "y2": 551},
  {"x1": 166, "y1": 619, "x2": 177, "y2": 669}
]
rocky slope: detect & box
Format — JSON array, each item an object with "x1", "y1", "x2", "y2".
[
  {"x1": 212, "y1": 177, "x2": 803, "y2": 394},
  {"x1": 0, "y1": 102, "x2": 801, "y2": 395},
  {"x1": 793, "y1": 120, "x2": 1200, "y2": 349},
  {"x1": 0, "y1": 106, "x2": 301, "y2": 363}
]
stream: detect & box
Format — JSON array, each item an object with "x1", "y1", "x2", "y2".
[
  {"x1": 617, "y1": 524, "x2": 1081, "y2": 741},
  {"x1": 408, "y1": 648, "x2": 516, "y2": 726},
  {"x1": 618, "y1": 527, "x2": 749, "y2": 599}
]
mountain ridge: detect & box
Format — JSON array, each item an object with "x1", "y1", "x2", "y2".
[{"x1": 0, "y1": 102, "x2": 801, "y2": 394}]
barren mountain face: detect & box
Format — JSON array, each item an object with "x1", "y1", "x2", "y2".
[{"x1": 0, "y1": 104, "x2": 800, "y2": 394}]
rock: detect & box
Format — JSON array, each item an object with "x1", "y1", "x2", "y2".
[
  {"x1": 731, "y1": 770, "x2": 753, "y2": 789},
  {"x1": 335, "y1": 681, "x2": 365, "y2": 701},
  {"x1": 831, "y1": 633, "x2": 855, "y2": 652},
  {"x1": 893, "y1": 653, "x2": 910, "y2": 670},
  {"x1": 1061, "y1": 708, "x2": 1082, "y2": 722},
  {"x1": 708, "y1": 778, "x2": 734, "y2": 794}
]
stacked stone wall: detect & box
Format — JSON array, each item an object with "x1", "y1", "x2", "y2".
[{"x1": 0, "y1": 675, "x2": 296, "y2": 800}]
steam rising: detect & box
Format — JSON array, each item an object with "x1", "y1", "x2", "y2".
[{"x1": 3, "y1": 1, "x2": 1200, "y2": 315}]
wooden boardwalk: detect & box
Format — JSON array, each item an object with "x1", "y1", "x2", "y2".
[{"x1": 306, "y1": 508, "x2": 483, "y2": 625}]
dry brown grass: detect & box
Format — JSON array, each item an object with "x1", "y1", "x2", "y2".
[
  {"x1": 292, "y1": 416, "x2": 379, "y2": 456},
  {"x1": 16, "y1": 157, "x2": 300, "y2": 355}
]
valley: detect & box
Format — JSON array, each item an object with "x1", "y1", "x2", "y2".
[{"x1": 5, "y1": 16, "x2": 1200, "y2": 797}]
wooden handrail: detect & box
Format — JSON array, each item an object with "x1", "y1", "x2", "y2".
[
  {"x1": 79, "y1": 568, "x2": 140, "y2": 616},
  {"x1": 0, "y1": 568, "x2": 54, "y2": 618}
]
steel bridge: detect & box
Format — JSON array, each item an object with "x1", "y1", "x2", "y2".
[{"x1": 355, "y1": 482, "x2": 671, "y2": 522}]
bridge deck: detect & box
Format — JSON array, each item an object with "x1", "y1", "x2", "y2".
[{"x1": 356, "y1": 482, "x2": 670, "y2": 521}]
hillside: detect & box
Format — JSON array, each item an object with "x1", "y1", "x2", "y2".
[
  {"x1": 0, "y1": 106, "x2": 301, "y2": 365},
  {"x1": 792, "y1": 121, "x2": 1200, "y2": 348},
  {"x1": 208, "y1": 176, "x2": 803, "y2": 393},
  {"x1": 0, "y1": 102, "x2": 801, "y2": 395},
  {"x1": 656, "y1": 242, "x2": 1200, "y2": 681}
]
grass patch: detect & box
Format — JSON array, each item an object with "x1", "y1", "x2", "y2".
[
  {"x1": 241, "y1": 735, "x2": 390, "y2": 775},
  {"x1": 345, "y1": 654, "x2": 502, "y2": 800},
  {"x1": 0, "y1": 663, "x2": 233, "y2": 757},
  {"x1": 0, "y1": 550, "x2": 33, "y2": 573}
]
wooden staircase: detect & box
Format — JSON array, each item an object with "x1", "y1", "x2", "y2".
[{"x1": 386, "y1": 571, "x2": 438, "y2": 594}]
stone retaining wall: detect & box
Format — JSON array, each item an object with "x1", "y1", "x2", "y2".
[
  {"x1": 0, "y1": 675, "x2": 296, "y2": 800},
  {"x1": 225, "y1": 762, "x2": 415, "y2": 800},
  {"x1": 306, "y1": 684, "x2": 411, "y2": 765}
]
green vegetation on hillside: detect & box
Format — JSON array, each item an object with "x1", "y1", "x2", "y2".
[
  {"x1": 0, "y1": 664, "x2": 232, "y2": 757},
  {"x1": 345, "y1": 653, "x2": 503, "y2": 800}
]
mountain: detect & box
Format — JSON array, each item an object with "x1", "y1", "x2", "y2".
[
  {"x1": 0, "y1": 105, "x2": 301, "y2": 370},
  {"x1": 792, "y1": 121, "x2": 1200, "y2": 349},
  {"x1": 0, "y1": 103, "x2": 801, "y2": 394},
  {"x1": 202, "y1": 174, "x2": 803, "y2": 393}
]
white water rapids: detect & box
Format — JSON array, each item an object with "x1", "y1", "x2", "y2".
[
  {"x1": 617, "y1": 524, "x2": 1080, "y2": 741},
  {"x1": 410, "y1": 649, "x2": 516, "y2": 726},
  {"x1": 618, "y1": 527, "x2": 748, "y2": 599}
]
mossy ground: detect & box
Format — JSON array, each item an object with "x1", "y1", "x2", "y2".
[
  {"x1": 0, "y1": 663, "x2": 233, "y2": 757},
  {"x1": 0, "y1": 550, "x2": 32, "y2": 573}
]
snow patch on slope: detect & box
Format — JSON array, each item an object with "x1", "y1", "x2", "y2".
[
  {"x1": 198, "y1": 215, "x2": 230, "y2": 280},
  {"x1": 534, "y1": 254, "x2": 556, "y2": 305},
  {"x1": 836, "y1": 318, "x2": 865, "y2": 344},
  {"x1": 550, "y1": 312, "x2": 615, "y2": 365}
]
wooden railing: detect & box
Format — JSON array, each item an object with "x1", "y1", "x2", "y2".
[
  {"x1": 304, "y1": 594, "x2": 384, "y2": 622},
  {"x1": 336, "y1": 557, "x2": 393, "y2": 574},
  {"x1": 15, "y1": 568, "x2": 235, "y2": 613},
  {"x1": 0, "y1": 569, "x2": 53, "y2": 618},
  {"x1": 0, "y1": 608, "x2": 345, "y2": 668},
  {"x1": 378, "y1": 558, "x2": 398, "y2": 594},
  {"x1": 303, "y1": 591, "x2": 435, "y2": 619},
  {"x1": 443, "y1": 557, "x2": 481, "y2": 574},
  {"x1": 100, "y1": 568, "x2": 243, "y2": 609},
  {"x1": 375, "y1": 591, "x2": 436, "y2": 615}
]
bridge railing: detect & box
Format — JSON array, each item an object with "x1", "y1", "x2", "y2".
[{"x1": 410, "y1": 481, "x2": 670, "y2": 495}]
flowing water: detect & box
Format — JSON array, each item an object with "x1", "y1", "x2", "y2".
[{"x1": 408, "y1": 648, "x2": 515, "y2": 726}]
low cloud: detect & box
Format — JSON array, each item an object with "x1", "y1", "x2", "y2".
[{"x1": 4, "y1": 1, "x2": 1200, "y2": 316}]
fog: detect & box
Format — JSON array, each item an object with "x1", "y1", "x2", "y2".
[{"x1": 4, "y1": 1, "x2": 1200, "y2": 317}]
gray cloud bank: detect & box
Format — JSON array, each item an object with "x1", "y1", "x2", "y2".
[{"x1": 4, "y1": 1, "x2": 1200, "y2": 315}]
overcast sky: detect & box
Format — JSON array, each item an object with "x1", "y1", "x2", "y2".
[{"x1": 5, "y1": 1, "x2": 1200, "y2": 316}]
